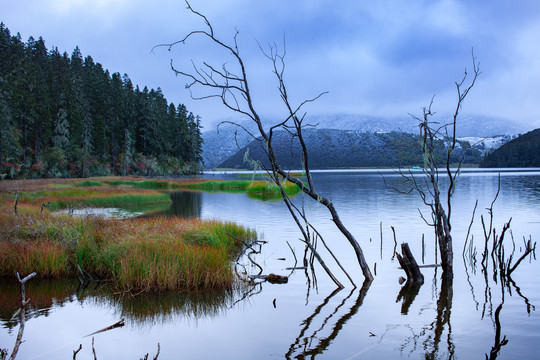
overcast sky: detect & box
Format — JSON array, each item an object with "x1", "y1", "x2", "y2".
[{"x1": 2, "y1": 0, "x2": 540, "y2": 129}]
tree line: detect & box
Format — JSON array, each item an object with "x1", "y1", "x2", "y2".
[
  {"x1": 0, "y1": 23, "x2": 203, "y2": 179},
  {"x1": 480, "y1": 128, "x2": 540, "y2": 168}
]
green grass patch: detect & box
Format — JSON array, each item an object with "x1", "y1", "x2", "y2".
[
  {"x1": 246, "y1": 181, "x2": 301, "y2": 201},
  {"x1": 180, "y1": 179, "x2": 301, "y2": 200},
  {"x1": 180, "y1": 180, "x2": 252, "y2": 193},
  {"x1": 105, "y1": 179, "x2": 181, "y2": 189},
  {"x1": 20, "y1": 188, "x2": 93, "y2": 201},
  {"x1": 77, "y1": 180, "x2": 104, "y2": 187},
  {"x1": 0, "y1": 205, "x2": 257, "y2": 292},
  {"x1": 53, "y1": 193, "x2": 172, "y2": 210}
]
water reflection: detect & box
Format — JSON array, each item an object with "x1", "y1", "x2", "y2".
[
  {"x1": 141, "y1": 191, "x2": 203, "y2": 218},
  {"x1": 1, "y1": 170, "x2": 539, "y2": 359},
  {"x1": 97, "y1": 289, "x2": 236, "y2": 327},
  {"x1": 428, "y1": 275, "x2": 454, "y2": 359},
  {"x1": 395, "y1": 272, "x2": 454, "y2": 359},
  {"x1": 396, "y1": 281, "x2": 422, "y2": 315},
  {"x1": 286, "y1": 280, "x2": 371, "y2": 359},
  {"x1": 0, "y1": 278, "x2": 79, "y2": 332},
  {"x1": 0, "y1": 277, "x2": 238, "y2": 331}
]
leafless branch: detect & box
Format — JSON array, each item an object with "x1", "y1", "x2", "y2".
[
  {"x1": 164, "y1": 1, "x2": 374, "y2": 286},
  {"x1": 73, "y1": 344, "x2": 83, "y2": 360}
]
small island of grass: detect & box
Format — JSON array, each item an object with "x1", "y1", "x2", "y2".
[
  {"x1": 179, "y1": 179, "x2": 301, "y2": 200},
  {"x1": 0, "y1": 177, "x2": 257, "y2": 293}
]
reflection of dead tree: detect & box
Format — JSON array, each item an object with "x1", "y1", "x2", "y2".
[
  {"x1": 428, "y1": 275, "x2": 454, "y2": 359},
  {"x1": 460, "y1": 192, "x2": 537, "y2": 359},
  {"x1": 8, "y1": 272, "x2": 36, "y2": 360},
  {"x1": 156, "y1": 1, "x2": 373, "y2": 286},
  {"x1": 286, "y1": 280, "x2": 371, "y2": 359},
  {"x1": 396, "y1": 281, "x2": 422, "y2": 315},
  {"x1": 396, "y1": 269, "x2": 454, "y2": 359},
  {"x1": 398, "y1": 54, "x2": 480, "y2": 278},
  {"x1": 485, "y1": 303, "x2": 508, "y2": 360},
  {"x1": 285, "y1": 287, "x2": 342, "y2": 358}
]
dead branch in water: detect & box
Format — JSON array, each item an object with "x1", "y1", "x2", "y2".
[
  {"x1": 73, "y1": 344, "x2": 83, "y2": 360},
  {"x1": 84, "y1": 319, "x2": 125, "y2": 337},
  {"x1": 156, "y1": 1, "x2": 374, "y2": 285},
  {"x1": 9, "y1": 272, "x2": 37, "y2": 360}
]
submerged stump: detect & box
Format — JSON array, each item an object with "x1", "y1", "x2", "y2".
[{"x1": 396, "y1": 243, "x2": 424, "y2": 283}]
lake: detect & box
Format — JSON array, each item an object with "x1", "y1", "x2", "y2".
[{"x1": 1, "y1": 169, "x2": 539, "y2": 359}]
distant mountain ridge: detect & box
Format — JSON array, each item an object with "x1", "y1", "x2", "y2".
[
  {"x1": 202, "y1": 114, "x2": 531, "y2": 169},
  {"x1": 308, "y1": 113, "x2": 530, "y2": 137},
  {"x1": 217, "y1": 129, "x2": 483, "y2": 170},
  {"x1": 480, "y1": 128, "x2": 540, "y2": 167}
]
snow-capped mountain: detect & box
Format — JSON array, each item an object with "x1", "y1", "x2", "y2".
[{"x1": 202, "y1": 114, "x2": 532, "y2": 169}]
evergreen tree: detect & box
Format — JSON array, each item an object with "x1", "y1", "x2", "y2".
[
  {"x1": 52, "y1": 95, "x2": 70, "y2": 150},
  {"x1": 0, "y1": 24, "x2": 205, "y2": 178}
]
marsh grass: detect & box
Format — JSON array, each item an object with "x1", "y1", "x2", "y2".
[
  {"x1": 246, "y1": 181, "x2": 301, "y2": 201},
  {"x1": 11, "y1": 185, "x2": 171, "y2": 212},
  {"x1": 0, "y1": 180, "x2": 257, "y2": 292},
  {"x1": 180, "y1": 180, "x2": 252, "y2": 193},
  {"x1": 182, "y1": 179, "x2": 300, "y2": 200},
  {"x1": 105, "y1": 179, "x2": 181, "y2": 189},
  {"x1": 76, "y1": 180, "x2": 104, "y2": 187},
  {"x1": 51, "y1": 192, "x2": 172, "y2": 210}
]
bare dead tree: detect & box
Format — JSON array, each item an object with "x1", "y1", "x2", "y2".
[
  {"x1": 9, "y1": 272, "x2": 36, "y2": 360},
  {"x1": 156, "y1": 1, "x2": 373, "y2": 285},
  {"x1": 399, "y1": 53, "x2": 480, "y2": 278}
]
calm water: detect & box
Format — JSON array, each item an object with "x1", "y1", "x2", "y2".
[{"x1": 1, "y1": 169, "x2": 539, "y2": 359}]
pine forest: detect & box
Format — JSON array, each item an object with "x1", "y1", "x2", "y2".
[{"x1": 0, "y1": 23, "x2": 203, "y2": 179}]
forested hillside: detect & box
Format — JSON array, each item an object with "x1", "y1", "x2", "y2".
[
  {"x1": 480, "y1": 128, "x2": 540, "y2": 168},
  {"x1": 0, "y1": 24, "x2": 202, "y2": 179},
  {"x1": 218, "y1": 129, "x2": 483, "y2": 169}
]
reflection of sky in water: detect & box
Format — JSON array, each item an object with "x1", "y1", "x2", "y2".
[{"x1": 2, "y1": 170, "x2": 539, "y2": 359}]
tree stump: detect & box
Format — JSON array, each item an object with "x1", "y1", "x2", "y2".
[{"x1": 396, "y1": 243, "x2": 424, "y2": 283}]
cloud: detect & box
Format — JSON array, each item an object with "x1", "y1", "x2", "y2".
[{"x1": 1, "y1": 0, "x2": 539, "y2": 126}]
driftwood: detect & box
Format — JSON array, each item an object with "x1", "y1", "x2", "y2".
[
  {"x1": 396, "y1": 243, "x2": 424, "y2": 283},
  {"x1": 84, "y1": 319, "x2": 125, "y2": 337},
  {"x1": 249, "y1": 273, "x2": 289, "y2": 284}
]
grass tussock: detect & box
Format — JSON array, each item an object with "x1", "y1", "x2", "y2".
[{"x1": 0, "y1": 179, "x2": 257, "y2": 292}]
